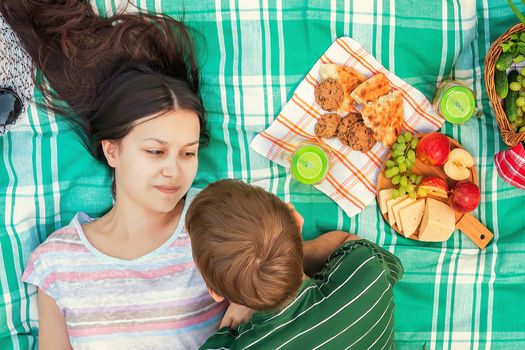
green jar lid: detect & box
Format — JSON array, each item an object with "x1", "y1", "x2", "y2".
[
  {"x1": 291, "y1": 145, "x2": 329, "y2": 185},
  {"x1": 440, "y1": 86, "x2": 476, "y2": 124}
]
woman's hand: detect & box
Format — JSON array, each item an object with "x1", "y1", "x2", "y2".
[{"x1": 220, "y1": 302, "x2": 254, "y2": 329}]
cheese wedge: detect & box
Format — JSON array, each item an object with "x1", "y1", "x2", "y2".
[
  {"x1": 378, "y1": 188, "x2": 394, "y2": 214},
  {"x1": 386, "y1": 196, "x2": 407, "y2": 226},
  {"x1": 418, "y1": 198, "x2": 456, "y2": 242},
  {"x1": 398, "y1": 199, "x2": 426, "y2": 237},
  {"x1": 392, "y1": 198, "x2": 416, "y2": 232}
]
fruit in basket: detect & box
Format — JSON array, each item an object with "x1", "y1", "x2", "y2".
[
  {"x1": 495, "y1": 69, "x2": 509, "y2": 98},
  {"x1": 505, "y1": 70, "x2": 519, "y2": 123},
  {"x1": 418, "y1": 176, "x2": 448, "y2": 198},
  {"x1": 416, "y1": 132, "x2": 450, "y2": 166},
  {"x1": 443, "y1": 148, "x2": 474, "y2": 181},
  {"x1": 449, "y1": 180, "x2": 481, "y2": 213}
]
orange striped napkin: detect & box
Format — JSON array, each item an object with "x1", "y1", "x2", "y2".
[{"x1": 250, "y1": 37, "x2": 444, "y2": 217}]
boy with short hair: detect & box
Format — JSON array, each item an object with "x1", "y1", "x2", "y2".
[{"x1": 186, "y1": 179, "x2": 403, "y2": 349}]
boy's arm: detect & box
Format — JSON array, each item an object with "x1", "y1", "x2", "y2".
[
  {"x1": 37, "y1": 288, "x2": 73, "y2": 350},
  {"x1": 199, "y1": 328, "x2": 235, "y2": 350},
  {"x1": 303, "y1": 231, "x2": 360, "y2": 276},
  {"x1": 364, "y1": 241, "x2": 404, "y2": 285}
]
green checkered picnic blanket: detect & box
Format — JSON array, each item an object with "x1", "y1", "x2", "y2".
[{"x1": 1, "y1": 1, "x2": 524, "y2": 349}]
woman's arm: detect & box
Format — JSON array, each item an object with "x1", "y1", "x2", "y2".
[
  {"x1": 37, "y1": 288, "x2": 72, "y2": 350},
  {"x1": 303, "y1": 231, "x2": 360, "y2": 276}
]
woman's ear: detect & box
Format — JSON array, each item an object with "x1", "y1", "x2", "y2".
[
  {"x1": 101, "y1": 140, "x2": 119, "y2": 168},
  {"x1": 208, "y1": 288, "x2": 225, "y2": 303}
]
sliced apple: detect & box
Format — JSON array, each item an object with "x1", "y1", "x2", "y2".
[
  {"x1": 443, "y1": 148, "x2": 474, "y2": 181},
  {"x1": 418, "y1": 176, "x2": 448, "y2": 198}
]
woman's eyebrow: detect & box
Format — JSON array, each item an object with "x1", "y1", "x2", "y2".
[
  {"x1": 141, "y1": 138, "x2": 199, "y2": 146},
  {"x1": 141, "y1": 138, "x2": 167, "y2": 144},
  {"x1": 184, "y1": 141, "x2": 200, "y2": 146}
]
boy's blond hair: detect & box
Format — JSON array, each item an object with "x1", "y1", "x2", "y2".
[{"x1": 186, "y1": 179, "x2": 304, "y2": 311}]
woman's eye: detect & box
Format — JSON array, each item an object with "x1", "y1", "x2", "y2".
[
  {"x1": 146, "y1": 150, "x2": 163, "y2": 155},
  {"x1": 183, "y1": 152, "x2": 196, "y2": 157}
]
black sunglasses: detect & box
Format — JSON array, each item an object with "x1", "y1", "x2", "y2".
[{"x1": 0, "y1": 88, "x2": 23, "y2": 134}]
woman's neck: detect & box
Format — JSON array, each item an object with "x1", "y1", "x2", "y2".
[{"x1": 97, "y1": 197, "x2": 185, "y2": 242}]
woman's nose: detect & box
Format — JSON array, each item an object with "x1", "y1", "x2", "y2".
[{"x1": 161, "y1": 158, "x2": 178, "y2": 178}]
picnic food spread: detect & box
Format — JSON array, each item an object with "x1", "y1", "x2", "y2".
[
  {"x1": 289, "y1": 55, "x2": 493, "y2": 248},
  {"x1": 252, "y1": 36, "x2": 495, "y2": 247}
]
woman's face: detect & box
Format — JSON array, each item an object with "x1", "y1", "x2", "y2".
[{"x1": 104, "y1": 109, "x2": 200, "y2": 213}]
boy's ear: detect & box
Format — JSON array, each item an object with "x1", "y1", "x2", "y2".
[
  {"x1": 101, "y1": 140, "x2": 119, "y2": 168},
  {"x1": 208, "y1": 288, "x2": 225, "y2": 303},
  {"x1": 287, "y1": 203, "x2": 304, "y2": 231}
]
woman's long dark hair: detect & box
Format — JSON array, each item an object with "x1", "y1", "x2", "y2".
[{"x1": 0, "y1": 0, "x2": 208, "y2": 159}]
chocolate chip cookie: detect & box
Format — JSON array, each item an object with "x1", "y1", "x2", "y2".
[
  {"x1": 314, "y1": 79, "x2": 344, "y2": 112},
  {"x1": 314, "y1": 113, "x2": 341, "y2": 138}
]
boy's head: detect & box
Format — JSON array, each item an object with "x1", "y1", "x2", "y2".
[{"x1": 186, "y1": 179, "x2": 304, "y2": 311}]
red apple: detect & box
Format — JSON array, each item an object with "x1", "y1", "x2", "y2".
[
  {"x1": 443, "y1": 148, "x2": 474, "y2": 181},
  {"x1": 449, "y1": 180, "x2": 480, "y2": 213},
  {"x1": 419, "y1": 176, "x2": 448, "y2": 198},
  {"x1": 416, "y1": 132, "x2": 450, "y2": 166}
]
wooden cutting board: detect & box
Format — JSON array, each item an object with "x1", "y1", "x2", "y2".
[{"x1": 376, "y1": 134, "x2": 493, "y2": 249}]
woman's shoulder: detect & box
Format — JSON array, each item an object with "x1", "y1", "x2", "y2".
[
  {"x1": 22, "y1": 213, "x2": 91, "y2": 291},
  {"x1": 30, "y1": 213, "x2": 89, "y2": 262}
]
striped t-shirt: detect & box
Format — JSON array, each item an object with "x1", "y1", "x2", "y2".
[
  {"x1": 22, "y1": 188, "x2": 227, "y2": 350},
  {"x1": 200, "y1": 239, "x2": 403, "y2": 350}
]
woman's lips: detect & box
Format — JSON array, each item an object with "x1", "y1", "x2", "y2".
[{"x1": 154, "y1": 185, "x2": 181, "y2": 194}]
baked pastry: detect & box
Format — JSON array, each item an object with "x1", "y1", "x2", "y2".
[
  {"x1": 361, "y1": 91, "x2": 404, "y2": 147},
  {"x1": 350, "y1": 72, "x2": 391, "y2": 105}
]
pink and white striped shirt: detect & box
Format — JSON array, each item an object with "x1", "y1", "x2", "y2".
[{"x1": 22, "y1": 188, "x2": 226, "y2": 349}]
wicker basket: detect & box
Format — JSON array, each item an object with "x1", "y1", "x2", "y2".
[{"x1": 485, "y1": 23, "x2": 525, "y2": 148}]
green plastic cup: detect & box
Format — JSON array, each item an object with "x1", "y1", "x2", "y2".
[
  {"x1": 439, "y1": 86, "x2": 476, "y2": 124},
  {"x1": 291, "y1": 144, "x2": 329, "y2": 185}
]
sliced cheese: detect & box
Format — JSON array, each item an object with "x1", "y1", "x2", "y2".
[
  {"x1": 386, "y1": 196, "x2": 407, "y2": 226},
  {"x1": 398, "y1": 199, "x2": 425, "y2": 238},
  {"x1": 392, "y1": 198, "x2": 416, "y2": 232},
  {"x1": 378, "y1": 188, "x2": 394, "y2": 214},
  {"x1": 418, "y1": 198, "x2": 456, "y2": 242}
]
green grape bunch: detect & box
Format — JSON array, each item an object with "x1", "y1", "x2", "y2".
[
  {"x1": 384, "y1": 132, "x2": 423, "y2": 199},
  {"x1": 507, "y1": 67, "x2": 525, "y2": 132}
]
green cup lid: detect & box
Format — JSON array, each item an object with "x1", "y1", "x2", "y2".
[
  {"x1": 440, "y1": 86, "x2": 476, "y2": 124},
  {"x1": 291, "y1": 145, "x2": 329, "y2": 185}
]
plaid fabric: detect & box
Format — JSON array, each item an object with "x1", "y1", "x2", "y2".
[
  {"x1": 250, "y1": 37, "x2": 445, "y2": 217},
  {"x1": 1, "y1": 0, "x2": 524, "y2": 349},
  {"x1": 494, "y1": 143, "x2": 525, "y2": 189}
]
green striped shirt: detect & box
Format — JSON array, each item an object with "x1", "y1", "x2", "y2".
[{"x1": 200, "y1": 239, "x2": 403, "y2": 350}]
